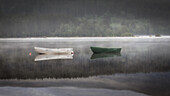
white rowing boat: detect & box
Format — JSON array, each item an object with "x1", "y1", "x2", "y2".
[
  {"x1": 34, "y1": 47, "x2": 73, "y2": 54},
  {"x1": 34, "y1": 54, "x2": 73, "y2": 61}
]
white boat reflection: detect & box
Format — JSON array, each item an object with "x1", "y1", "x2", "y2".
[{"x1": 35, "y1": 54, "x2": 73, "y2": 61}]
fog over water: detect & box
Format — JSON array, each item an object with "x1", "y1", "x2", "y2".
[{"x1": 0, "y1": 37, "x2": 170, "y2": 96}]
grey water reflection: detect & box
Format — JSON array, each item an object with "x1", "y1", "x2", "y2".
[
  {"x1": 0, "y1": 37, "x2": 170, "y2": 96},
  {"x1": 0, "y1": 38, "x2": 170, "y2": 79}
]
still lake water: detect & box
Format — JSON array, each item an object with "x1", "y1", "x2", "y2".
[{"x1": 0, "y1": 37, "x2": 170, "y2": 96}]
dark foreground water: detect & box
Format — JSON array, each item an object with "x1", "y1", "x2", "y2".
[{"x1": 0, "y1": 37, "x2": 170, "y2": 96}]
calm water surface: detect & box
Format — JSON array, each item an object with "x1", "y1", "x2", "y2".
[{"x1": 0, "y1": 37, "x2": 170, "y2": 96}]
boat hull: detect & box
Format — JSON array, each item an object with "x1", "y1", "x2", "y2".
[
  {"x1": 34, "y1": 47, "x2": 73, "y2": 54},
  {"x1": 90, "y1": 47, "x2": 121, "y2": 53}
]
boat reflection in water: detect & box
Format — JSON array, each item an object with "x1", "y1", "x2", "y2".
[
  {"x1": 91, "y1": 52, "x2": 121, "y2": 59},
  {"x1": 35, "y1": 54, "x2": 74, "y2": 61}
]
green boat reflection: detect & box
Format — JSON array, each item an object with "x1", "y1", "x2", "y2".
[{"x1": 91, "y1": 52, "x2": 121, "y2": 59}]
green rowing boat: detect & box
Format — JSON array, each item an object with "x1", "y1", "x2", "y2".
[{"x1": 90, "y1": 47, "x2": 121, "y2": 53}]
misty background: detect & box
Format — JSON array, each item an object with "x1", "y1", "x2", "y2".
[{"x1": 0, "y1": 0, "x2": 170, "y2": 37}]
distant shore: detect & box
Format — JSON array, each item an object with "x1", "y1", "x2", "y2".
[
  {"x1": 0, "y1": 36, "x2": 169, "y2": 43},
  {"x1": 0, "y1": 35, "x2": 170, "y2": 39}
]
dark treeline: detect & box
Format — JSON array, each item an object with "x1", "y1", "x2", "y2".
[{"x1": 0, "y1": 0, "x2": 170, "y2": 37}]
